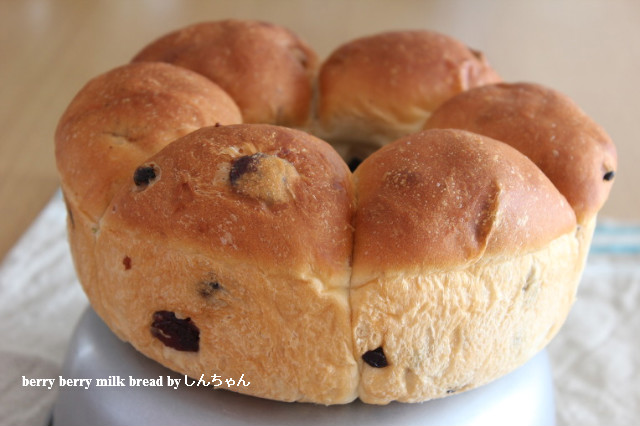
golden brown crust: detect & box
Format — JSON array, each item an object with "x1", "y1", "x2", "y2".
[
  {"x1": 90, "y1": 124, "x2": 358, "y2": 404},
  {"x1": 55, "y1": 62, "x2": 241, "y2": 222},
  {"x1": 351, "y1": 129, "x2": 577, "y2": 284},
  {"x1": 105, "y1": 124, "x2": 354, "y2": 278},
  {"x1": 316, "y1": 30, "x2": 501, "y2": 147},
  {"x1": 424, "y1": 82, "x2": 617, "y2": 224},
  {"x1": 132, "y1": 20, "x2": 318, "y2": 127}
]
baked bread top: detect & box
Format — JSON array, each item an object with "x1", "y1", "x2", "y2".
[
  {"x1": 352, "y1": 128, "x2": 576, "y2": 283},
  {"x1": 316, "y1": 30, "x2": 502, "y2": 147},
  {"x1": 132, "y1": 20, "x2": 318, "y2": 127},
  {"x1": 424, "y1": 82, "x2": 617, "y2": 224},
  {"x1": 55, "y1": 61, "x2": 242, "y2": 221},
  {"x1": 105, "y1": 123, "x2": 354, "y2": 281}
]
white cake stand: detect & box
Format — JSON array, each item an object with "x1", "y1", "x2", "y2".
[{"x1": 51, "y1": 308, "x2": 556, "y2": 426}]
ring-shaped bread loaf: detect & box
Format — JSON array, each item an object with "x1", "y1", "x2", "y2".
[{"x1": 55, "y1": 20, "x2": 616, "y2": 405}]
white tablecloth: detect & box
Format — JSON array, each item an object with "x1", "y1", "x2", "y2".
[{"x1": 1, "y1": 191, "x2": 638, "y2": 426}]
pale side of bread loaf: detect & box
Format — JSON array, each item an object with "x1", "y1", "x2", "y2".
[
  {"x1": 352, "y1": 215, "x2": 596, "y2": 404},
  {"x1": 352, "y1": 230, "x2": 582, "y2": 404},
  {"x1": 132, "y1": 20, "x2": 318, "y2": 128},
  {"x1": 315, "y1": 30, "x2": 501, "y2": 149},
  {"x1": 92, "y1": 234, "x2": 359, "y2": 403},
  {"x1": 87, "y1": 124, "x2": 359, "y2": 404}
]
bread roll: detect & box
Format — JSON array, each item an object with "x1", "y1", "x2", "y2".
[
  {"x1": 89, "y1": 124, "x2": 358, "y2": 404},
  {"x1": 132, "y1": 20, "x2": 318, "y2": 127},
  {"x1": 316, "y1": 30, "x2": 501, "y2": 154},
  {"x1": 423, "y1": 83, "x2": 613, "y2": 329},
  {"x1": 423, "y1": 82, "x2": 617, "y2": 225},
  {"x1": 55, "y1": 61, "x2": 242, "y2": 222},
  {"x1": 351, "y1": 129, "x2": 580, "y2": 403},
  {"x1": 55, "y1": 62, "x2": 242, "y2": 309}
]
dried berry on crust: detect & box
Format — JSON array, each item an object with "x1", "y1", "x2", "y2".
[
  {"x1": 362, "y1": 347, "x2": 388, "y2": 368},
  {"x1": 150, "y1": 311, "x2": 200, "y2": 352}
]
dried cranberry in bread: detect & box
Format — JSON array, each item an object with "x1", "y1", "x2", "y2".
[
  {"x1": 351, "y1": 129, "x2": 580, "y2": 403},
  {"x1": 315, "y1": 30, "x2": 501, "y2": 157},
  {"x1": 132, "y1": 20, "x2": 318, "y2": 127}
]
